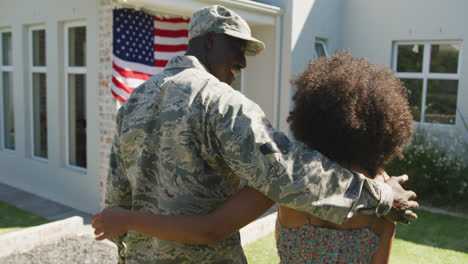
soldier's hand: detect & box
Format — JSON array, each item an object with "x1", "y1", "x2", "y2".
[
  {"x1": 385, "y1": 174, "x2": 419, "y2": 224},
  {"x1": 92, "y1": 206, "x2": 131, "y2": 240}
]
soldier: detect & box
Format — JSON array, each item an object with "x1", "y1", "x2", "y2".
[{"x1": 99, "y1": 5, "x2": 417, "y2": 264}]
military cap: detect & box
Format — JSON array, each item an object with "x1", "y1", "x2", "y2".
[{"x1": 188, "y1": 5, "x2": 265, "y2": 56}]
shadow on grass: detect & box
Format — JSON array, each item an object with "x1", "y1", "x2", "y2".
[
  {"x1": 395, "y1": 209, "x2": 468, "y2": 254},
  {"x1": 0, "y1": 201, "x2": 49, "y2": 234}
]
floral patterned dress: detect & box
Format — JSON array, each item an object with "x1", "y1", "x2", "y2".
[{"x1": 276, "y1": 217, "x2": 380, "y2": 264}]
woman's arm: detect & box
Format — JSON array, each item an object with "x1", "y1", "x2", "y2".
[
  {"x1": 92, "y1": 186, "x2": 274, "y2": 244},
  {"x1": 370, "y1": 218, "x2": 397, "y2": 264}
]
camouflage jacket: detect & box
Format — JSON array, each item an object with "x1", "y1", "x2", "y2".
[{"x1": 105, "y1": 55, "x2": 393, "y2": 264}]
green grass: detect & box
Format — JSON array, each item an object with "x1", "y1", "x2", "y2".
[
  {"x1": 0, "y1": 201, "x2": 49, "y2": 236},
  {"x1": 244, "y1": 232, "x2": 279, "y2": 263},
  {"x1": 243, "y1": 209, "x2": 468, "y2": 264}
]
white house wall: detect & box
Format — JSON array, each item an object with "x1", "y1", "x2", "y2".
[
  {"x1": 340, "y1": 0, "x2": 468, "y2": 140},
  {"x1": 276, "y1": 0, "x2": 342, "y2": 132},
  {"x1": 0, "y1": 0, "x2": 101, "y2": 214},
  {"x1": 244, "y1": 25, "x2": 277, "y2": 124}
]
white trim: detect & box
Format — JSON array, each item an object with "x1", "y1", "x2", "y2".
[
  {"x1": 393, "y1": 40, "x2": 462, "y2": 125},
  {"x1": 66, "y1": 164, "x2": 88, "y2": 174},
  {"x1": 392, "y1": 43, "x2": 398, "y2": 72},
  {"x1": 314, "y1": 39, "x2": 329, "y2": 58},
  {"x1": 0, "y1": 31, "x2": 4, "y2": 150},
  {"x1": 394, "y1": 72, "x2": 424, "y2": 79},
  {"x1": 67, "y1": 67, "x2": 87, "y2": 74},
  {"x1": 0, "y1": 65, "x2": 13, "y2": 71},
  {"x1": 420, "y1": 44, "x2": 431, "y2": 122},
  {"x1": 395, "y1": 39, "x2": 462, "y2": 45},
  {"x1": 29, "y1": 26, "x2": 48, "y2": 160},
  {"x1": 394, "y1": 72, "x2": 459, "y2": 80},
  {"x1": 32, "y1": 156, "x2": 48, "y2": 163},
  {"x1": 239, "y1": 69, "x2": 244, "y2": 93},
  {"x1": 117, "y1": 0, "x2": 282, "y2": 25},
  {"x1": 31, "y1": 66, "x2": 47, "y2": 73},
  {"x1": 118, "y1": 0, "x2": 283, "y2": 15},
  {"x1": 64, "y1": 21, "x2": 87, "y2": 170},
  {"x1": 0, "y1": 29, "x2": 14, "y2": 151}
]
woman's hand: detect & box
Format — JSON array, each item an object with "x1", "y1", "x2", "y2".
[{"x1": 92, "y1": 206, "x2": 132, "y2": 240}]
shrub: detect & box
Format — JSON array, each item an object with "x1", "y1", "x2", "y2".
[{"x1": 385, "y1": 128, "x2": 468, "y2": 210}]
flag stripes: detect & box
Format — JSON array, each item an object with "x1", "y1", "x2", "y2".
[{"x1": 112, "y1": 8, "x2": 190, "y2": 102}]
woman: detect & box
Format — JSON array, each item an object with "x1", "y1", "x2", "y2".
[{"x1": 93, "y1": 52, "x2": 414, "y2": 263}]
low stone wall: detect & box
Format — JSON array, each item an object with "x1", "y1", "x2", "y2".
[{"x1": 0, "y1": 216, "x2": 94, "y2": 258}]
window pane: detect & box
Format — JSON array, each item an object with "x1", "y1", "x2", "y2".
[
  {"x1": 33, "y1": 73, "x2": 47, "y2": 158},
  {"x1": 425, "y1": 79, "x2": 458, "y2": 124},
  {"x1": 2, "y1": 72, "x2": 15, "y2": 149},
  {"x1": 430, "y1": 44, "x2": 460, "y2": 74},
  {"x1": 32, "y1": 30, "x2": 46, "y2": 66},
  {"x1": 400, "y1": 78, "x2": 423, "y2": 122},
  {"x1": 2, "y1": 32, "x2": 12, "y2": 66},
  {"x1": 68, "y1": 74, "x2": 86, "y2": 167},
  {"x1": 68, "y1": 26, "x2": 86, "y2": 67},
  {"x1": 396, "y1": 45, "x2": 424, "y2": 73},
  {"x1": 315, "y1": 42, "x2": 327, "y2": 58}
]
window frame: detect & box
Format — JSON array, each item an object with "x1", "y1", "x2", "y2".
[
  {"x1": 29, "y1": 25, "x2": 48, "y2": 161},
  {"x1": 392, "y1": 40, "x2": 463, "y2": 125},
  {"x1": 314, "y1": 39, "x2": 329, "y2": 59},
  {"x1": 64, "y1": 21, "x2": 87, "y2": 171},
  {"x1": 0, "y1": 29, "x2": 14, "y2": 152}
]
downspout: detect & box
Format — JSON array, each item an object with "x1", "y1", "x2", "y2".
[{"x1": 274, "y1": 14, "x2": 283, "y2": 130}]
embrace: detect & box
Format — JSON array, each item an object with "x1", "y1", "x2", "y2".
[{"x1": 92, "y1": 5, "x2": 418, "y2": 264}]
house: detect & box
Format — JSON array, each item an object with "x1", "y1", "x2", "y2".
[{"x1": 0, "y1": 0, "x2": 466, "y2": 214}]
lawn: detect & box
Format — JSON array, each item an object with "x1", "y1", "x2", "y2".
[
  {"x1": 0, "y1": 201, "x2": 49, "y2": 236},
  {"x1": 243, "y1": 209, "x2": 468, "y2": 264}
]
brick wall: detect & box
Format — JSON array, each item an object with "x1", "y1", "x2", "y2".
[{"x1": 98, "y1": 0, "x2": 119, "y2": 208}]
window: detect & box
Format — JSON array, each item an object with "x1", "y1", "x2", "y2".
[
  {"x1": 65, "y1": 23, "x2": 87, "y2": 168},
  {"x1": 393, "y1": 41, "x2": 461, "y2": 124},
  {"x1": 314, "y1": 38, "x2": 329, "y2": 58},
  {"x1": 1, "y1": 30, "x2": 14, "y2": 150},
  {"x1": 30, "y1": 27, "x2": 47, "y2": 159}
]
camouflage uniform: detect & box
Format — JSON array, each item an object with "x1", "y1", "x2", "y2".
[{"x1": 105, "y1": 55, "x2": 393, "y2": 264}]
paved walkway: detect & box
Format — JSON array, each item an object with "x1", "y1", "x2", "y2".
[
  {"x1": 0, "y1": 182, "x2": 278, "y2": 244},
  {"x1": 0, "y1": 183, "x2": 92, "y2": 224}
]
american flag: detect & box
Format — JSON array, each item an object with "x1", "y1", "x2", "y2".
[{"x1": 112, "y1": 8, "x2": 190, "y2": 102}]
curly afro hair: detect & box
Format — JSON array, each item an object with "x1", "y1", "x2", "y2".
[{"x1": 288, "y1": 51, "x2": 414, "y2": 177}]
